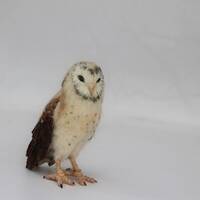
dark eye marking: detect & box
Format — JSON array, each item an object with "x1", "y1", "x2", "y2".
[
  {"x1": 88, "y1": 68, "x2": 94, "y2": 75},
  {"x1": 78, "y1": 75, "x2": 85, "y2": 82},
  {"x1": 94, "y1": 66, "x2": 101, "y2": 74},
  {"x1": 96, "y1": 78, "x2": 101, "y2": 83}
]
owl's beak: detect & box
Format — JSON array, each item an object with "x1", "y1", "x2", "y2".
[{"x1": 87, "y1": 83, "x2": 96, "y2": 96}]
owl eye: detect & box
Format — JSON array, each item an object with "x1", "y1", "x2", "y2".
[
  {"x1": 96, "y1": 78, "x2": 101, "y2": 83},
  {"x1": 78, "y1": 75, "x2": 85, "y2": 82}
]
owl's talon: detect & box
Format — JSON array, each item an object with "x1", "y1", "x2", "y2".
[
  {"x1": 66, "y1": 168, "x2": 73, "y2": 173},
  {"x1": 70, "y1": 170, "x2": 97, "y2": 186},
  {"x1": 44, "y1": 170, "x2": 74, "y2": 187}
]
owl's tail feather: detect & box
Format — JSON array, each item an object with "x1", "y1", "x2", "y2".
[
  {"x1": 26, "y1": 139, "x2": 40, "y2": 170},
  {"x1": 26, "y1": 115, "x2": 54, "y2": 170}
]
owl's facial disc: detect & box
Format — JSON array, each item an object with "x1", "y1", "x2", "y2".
[{"x1": 71, "y1": 62, "x2": 104, "y2": 102}]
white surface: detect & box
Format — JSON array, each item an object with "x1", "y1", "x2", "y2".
[{"x1": 0, "y1": 0, "x2": 200, "y2": 199}]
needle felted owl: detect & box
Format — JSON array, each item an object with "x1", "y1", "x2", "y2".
[{"x1": 26, "y1": 61, "x2": 104, "y2": 187}]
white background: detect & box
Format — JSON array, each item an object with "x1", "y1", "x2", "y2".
[{"x1": 0, "y1": 0, "x2": 200, "y2": 199}]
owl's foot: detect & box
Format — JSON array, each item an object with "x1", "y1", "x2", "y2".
[
  {"x1": 43, "y1": 169, "x2": 75, "y2": 188},
  {"x1": 70, "y1": 169, "x2": 97, "y2": 186}
]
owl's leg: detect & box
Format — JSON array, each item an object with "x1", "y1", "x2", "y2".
[
  {"x1": 68, "y1": 156, "x2": 97, "y2": 186},
  {"x1": 43, "y1": 159, "x2": 75, "y2": 188}
]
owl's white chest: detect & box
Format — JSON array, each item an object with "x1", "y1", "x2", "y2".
[{"x1": 52, "y1": 99, "x2": 101, "y2": 160}]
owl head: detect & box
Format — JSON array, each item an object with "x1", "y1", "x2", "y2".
[{"x1": 63, "y1": 61, "x2": 104, "y2": 102}]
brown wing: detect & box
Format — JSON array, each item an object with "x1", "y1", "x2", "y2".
[{"x1": 26, "y1": 93, "x2": 60, "y2": 170}]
